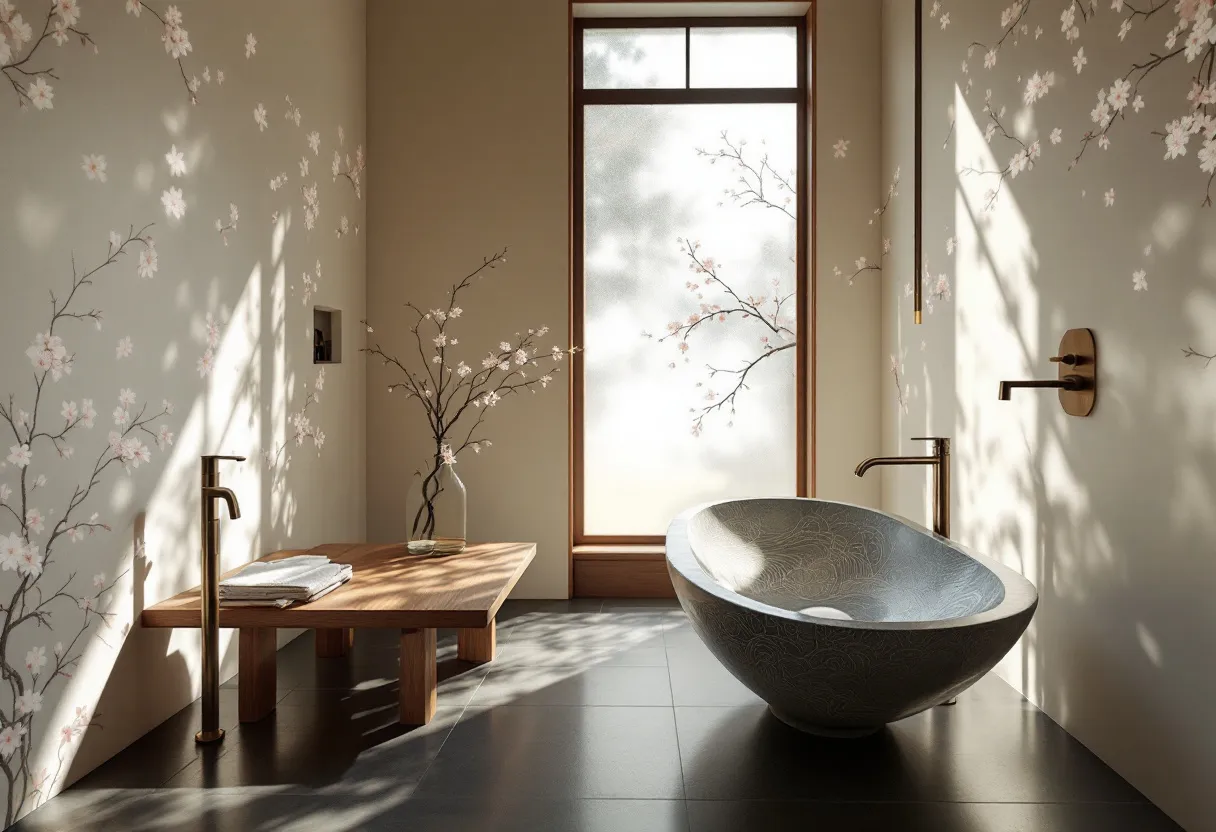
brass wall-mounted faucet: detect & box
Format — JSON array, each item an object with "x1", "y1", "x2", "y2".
[
  {"x1": 855, "y1": 437, "x2": 950, "y2": 538},
  {"x1": 197, "y1": 454, "x2": 244, "y2": 744},
  {"x1": 998, "y1": 328, "x2": 1097, "y2": 417}
]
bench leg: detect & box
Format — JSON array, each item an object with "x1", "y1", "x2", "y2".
[
  {"x1": 315, "y1": 628, "x2": 354, "y2": 658},
  {"x1": 238, "y1": 627, "x2": 277, "y2": 723},
  {"x1": 457, "y1": 619, "x2": 496, "y2": 663},
  {"x1": 400, "y1": 627, "x2": 437, "y2": 725}
]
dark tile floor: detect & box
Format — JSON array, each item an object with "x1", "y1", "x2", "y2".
[{"x1": 14, "y1": 599, "x2": 1183, "y2": 832}]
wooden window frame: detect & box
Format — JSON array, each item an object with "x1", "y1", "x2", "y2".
[{"x1": 570, "y1": 14, "x2": 812, "y2": 554}]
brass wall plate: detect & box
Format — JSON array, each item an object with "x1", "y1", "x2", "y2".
[{"x1": 1058, "y1": 328, "x2": 1096, "y2": 417}]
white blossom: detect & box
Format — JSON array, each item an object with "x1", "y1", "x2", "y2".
[
  {"x1": 165, "y1": 144, "x2": 186, "y2": 176},
  {"x1": 1164, "y1": 118, "x2": 1191, "y2": 158},
  {"x1": 82, "y1": 154, "x2": 107, "y2": 182},
  {"x1": 28, "y1": 77, "x2": 53, "y2": 110},
  {"x1": 161, "y1": 187, "x2": 186, "y2": 220},
  {"x1": 15, "y1": 690, "x2": 42, "y2": 716},
  {"x1": 137, "y1": 239, "x2": 158, "y2": 279},
  {"x1": 25, "y1": 646, "x2": 47, "y2": 675},
  {"x1": 0, "y1": 533, "x2": 23, "y2": 571},
  {"x1": 1200, "y1": 137, "x2": 1216, "y2": 173},
  {"x1": 1073, "y1": 47, "x2": 1087, "y2": 74},
  {"x1": 245, "y1": 33, "x2": 257, "y2": 58},
  {"x1": 0, "y1": 726, "x2": 25, "y2": 759}
]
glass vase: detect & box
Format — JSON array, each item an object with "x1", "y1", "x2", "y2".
[{"x1": 406, "y1": 460, "x2": 467, "y2": 556}]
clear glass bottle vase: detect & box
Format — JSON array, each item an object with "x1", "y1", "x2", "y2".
[{"x1": 406, "y1": 460, "x2": 467, "y2": 556}]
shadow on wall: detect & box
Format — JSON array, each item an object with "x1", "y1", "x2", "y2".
[
  {"x1": 887, "y1": 39, "x2": 1216, "y2": 826},
  {"x1": 64, "y1": 211, "x2": 330, "y2": 789}
]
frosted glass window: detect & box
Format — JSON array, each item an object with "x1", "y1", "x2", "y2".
[
  {"x1": 690, "y1": 27, "x2": 797, "y2": 88},
  {"x1": 583, "y1": 28, "x2": 686, "y2": 90},
  {"x1": 582, "y1": 104, "x2": 799, "y2": 536}
]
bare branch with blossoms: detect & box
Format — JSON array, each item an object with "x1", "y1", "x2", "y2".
[
  {"x1": 696, "y1": 132, "x2": 797, "y2": 220},
  {"x1": 0, "y1": 223, "x2": 174, "y2": 825},
  {"x1": 645, "y1": 133, "x2": 802, "y2": 435},
  {"x1": 361, "y1": 249, "x2": 576, "y2": 541},
  {"x1": 1183, "y1": 345, "x2": 1216, "y2": 367}
]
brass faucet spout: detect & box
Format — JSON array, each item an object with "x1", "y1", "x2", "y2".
[
  {"x1": 854, "y1": 437, "x2": 951, "y2": 538},
  {"x1": 854, "y1": 456, "x2": 938, "y2": 477},
  {"x1": 203, "y1": 486, "x2": 240, "y2": 519},
  {"x1": 998, "y1": 375, "x2": 1090, "y2": 401}
]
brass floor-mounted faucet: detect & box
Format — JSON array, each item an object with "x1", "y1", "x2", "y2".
[
  {"x1": 855, "y1": 437, "x2": 950, "y2": 538},
  {"x1": 197, "y1": 454, "x2": 244, "y2": 744}
]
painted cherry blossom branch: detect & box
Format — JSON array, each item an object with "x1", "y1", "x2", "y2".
[
  {"x1": 0, "y1": 223, "x2": 171, "y2": 824},
  {"x1": 837, "y1": 166, "x2": 900, "y2": 283},
  {"x1": 968, "y1": 0, "x2": 1033, "y2": 62},
  {"x1": 959, "y1": 96, "x2": 1043, "y2": 211},
  {"x1": 331, "y1": 145, "x2": 366, "y2": 200},
  {"x1": 125, "y1": 1, "x2": 196, "y2": 105},
  {"x1": 890, "y1": 354, "x2": 910, "y2": 416},
  {"x1": 262, "y1": 369, "x2": 326, "y2": 475},
  {"x1": 1, "y1": 1, "x2": 96, "y2": 110}
]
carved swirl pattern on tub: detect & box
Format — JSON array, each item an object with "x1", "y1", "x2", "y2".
[
  {"x1": 672, "y1": 570, "x2": 1033, "y2": 728},
  {"x1": 687, "y1": 499, "x2": 1005, "y2": 623}
]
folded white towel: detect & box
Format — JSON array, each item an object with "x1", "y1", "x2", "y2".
[
  {"x1": 220, "y1": 555, "x2": 333, "y2": 589},
  {"x1": 219, "y1": 573, "x2": 351, "y2": 608},
  {"x1": 220, "y1": 556, "x2": 352, "y2": 601}
]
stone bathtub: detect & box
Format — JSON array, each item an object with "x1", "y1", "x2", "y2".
[{"x1": 666, "y1": 498, "x2": 1037, "y2": 737}]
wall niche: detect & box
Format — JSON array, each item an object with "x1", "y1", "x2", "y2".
[{"x1": 314, "y1": 306, "x2": 342, "y2": 364}]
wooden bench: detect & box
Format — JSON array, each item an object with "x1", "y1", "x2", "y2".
[{"x1": 141, "y1": 542, "x2": 535, "y2": 725}]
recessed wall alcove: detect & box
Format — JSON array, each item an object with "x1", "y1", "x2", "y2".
[{"x1": 314, "y1": 306, "x2": 343, "y2": 364}]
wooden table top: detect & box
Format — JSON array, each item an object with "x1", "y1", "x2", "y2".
[{"x1": 140, "y1": 542, "x2": 536, "y2": 630}]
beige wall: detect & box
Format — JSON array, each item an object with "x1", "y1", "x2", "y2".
[
  {"x1": 814, "y1": 0, "x2": 883, "y2": 504},
  {"x1": 882, "y1": 3, "x2": 1216, "y2": 829},
  {"x1": 366, "y1": 0, "x2": 571, "y2": 598},
  {"x1": 0, "y1": 1, "x2": 366, "y2": 823}
]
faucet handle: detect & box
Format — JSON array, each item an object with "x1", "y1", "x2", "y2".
[{"x1": 911, "y1": 437, "x2": 950, "y2": 454}]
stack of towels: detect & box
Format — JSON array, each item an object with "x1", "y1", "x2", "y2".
[{"x1": 219, "y1": 555, "x2": 352, "y2": 608}]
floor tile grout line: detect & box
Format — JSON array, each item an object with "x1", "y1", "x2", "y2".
[
  {"x1": 408, "y1": 641, "x2": 495, "y2": 794},
  {"x1": 665, "y1": 643, "x2": 691, "y2": 817}
]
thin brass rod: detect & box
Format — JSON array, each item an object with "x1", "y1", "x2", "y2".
[{"x1": 913, "y1": 0, "x2": 923, "y2": 325}]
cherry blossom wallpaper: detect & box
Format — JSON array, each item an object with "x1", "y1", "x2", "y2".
[
  {"x1": 0, "y1": 1, "x2": 366, "y2": 824},
  {"x1": 880, "y1": 2, "x2": 1216, "y2": 829}
]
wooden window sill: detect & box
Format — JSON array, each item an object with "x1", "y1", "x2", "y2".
[{"x1": 572, "y1": 544, "x2": 665, "y2": 561}]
